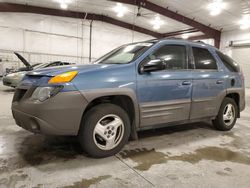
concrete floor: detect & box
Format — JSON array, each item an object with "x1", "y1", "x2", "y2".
[{"x1": 0, "y1": 82, "x2": 250, "y2": 188}]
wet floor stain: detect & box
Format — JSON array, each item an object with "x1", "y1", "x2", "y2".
[
  {"x1": 60, "y1": 175, "x2": 111, "y2": 188},
  {"x1": 0, "y1": 174, "x2": 28, "y2": 188},
  {"x1": 168, "y1": 147, "x2": 250, "y2": 165},
  {"x1": 0, "y1": 156, "x2": 29, "y2": 175},
  {"x1": 0, "y1": 134, "x2": 84, "y2": 174},
  {"x1": 224, "y1": 167, "x2": 232, "y2": 172},
  {"x1": 119, "y1": 148, "x2": 167, "y2": 171},
  {"x1": 20, "y1": 135, "x2": 83, "y2": 165},
  {"x1": 120, "y1": 146, "x2": 250, "y2": 171},
  {"x1": 216, "y1": 171, "x2": 230, "y2": 176},
  {"x1": 166, "y1": 174, "x2": 179, "y2": 180}
]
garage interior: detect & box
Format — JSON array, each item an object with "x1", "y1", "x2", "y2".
[{"x1": 0, "y1": 0, "x2": 250, "y2": 187}]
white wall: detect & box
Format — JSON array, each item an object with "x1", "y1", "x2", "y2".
[
  {"x1": 220, "y1": 29, "x2": 250, "y2": 87},
  {"x1": 0, "y1": 12, "x2": 153, "y2": 73},
  {"x1": 220, "y1": 29, "x2": 250, "y2": 55}
]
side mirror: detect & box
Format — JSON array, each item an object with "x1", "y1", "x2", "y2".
[{"x1": 140, "y1": 59, "x2": 166, "y2": 73}]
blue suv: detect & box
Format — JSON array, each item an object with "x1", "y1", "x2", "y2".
[{"x1": 12, "y1": 39, "x2": 245, "y2": 158}]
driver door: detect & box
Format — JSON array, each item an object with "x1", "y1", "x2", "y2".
[{"x1": 136, "y1": 44, "x2": 193, "y2": 127}]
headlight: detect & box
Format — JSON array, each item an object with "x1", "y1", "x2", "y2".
[{"x1": 31, "y1": 86, "x2": 63, "y2": 102}]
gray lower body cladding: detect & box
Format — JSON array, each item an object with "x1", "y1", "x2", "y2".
[{"x1": 12, "y1": 90, "x2": 88, "y2": 135}]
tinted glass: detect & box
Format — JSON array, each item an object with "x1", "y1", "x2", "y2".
[
  {"x1": 216, "y1": 51, "x2": 240, "y2": 72},
  {"x1": 95, "y1": 42, "x2": 153, "y2": 64},
  {"x1": 46, "y1": 62, "x2": 58, "y2": 67},
  {"x1": 192, "y1": 47, "x2": 217, "y2": 70},
  {"x1": 145, "y1": 45, "x2": 187, "y2": 70}
]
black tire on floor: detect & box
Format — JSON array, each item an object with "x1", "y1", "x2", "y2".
[
  {"x1": 78, "y1": 103, "x2": 131, "y2": 158},
  {"x1": 213, "y1": 97, "x2": 238, "y2": 131}
]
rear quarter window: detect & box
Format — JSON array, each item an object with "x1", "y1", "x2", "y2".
[
  {"x1": 192, "y1": 47, "x2": 217, "y2": 70},
  {"x1": 216, "y1": 51, "x2": 240, "y2": 72}
]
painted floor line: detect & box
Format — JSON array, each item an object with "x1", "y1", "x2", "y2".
[{"x1": 115, "y1": 155, "x2": 155, "y2": 187}]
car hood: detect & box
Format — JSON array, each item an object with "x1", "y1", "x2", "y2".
[
  {"x1": 14, "y1": 52, "x2": 31, "y2": 68},
  {"x1": 26, "y1": 64, "x2": 120, "y2": 77}
]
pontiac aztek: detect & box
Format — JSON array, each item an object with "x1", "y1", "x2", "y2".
[{"x1": 12, "y1": 39, "x2": 245, "y2": 158}]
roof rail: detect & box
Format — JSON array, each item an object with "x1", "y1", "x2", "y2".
[
  {"x1": 196, "y1": 40, "x2": 206, "y2": 44},
  {"x1": 163, "y1": 37, "x2": 182, "y2": 40}
]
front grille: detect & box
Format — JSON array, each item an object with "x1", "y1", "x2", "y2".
[
  {"x1": 3, "y1": 80, "x2": 11, "y2": 86},
  {"x1": 13, "y1": 89, "x2": 28, "y2": 102},
  {"x1": 12, "y1": 75, "x2": 44, "y2": 102}
]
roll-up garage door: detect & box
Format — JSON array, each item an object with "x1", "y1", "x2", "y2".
[{"x1": 232, "y1": 47, "x2": 250, "y2": 88}]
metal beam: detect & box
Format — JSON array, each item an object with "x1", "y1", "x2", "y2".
[
  {"x1": 111, "y1": 0, "x2": 220, "y2": 36},
  {"x1": 189, "y1": 35, "x2": 210, "y2": 41},
  {"x1": 111, "y1": 0, "x2": 221, "y2": 47},
  {"x1": 0, "y1": 2, "x2": 221, "y2": 48},
  {"x1": 0, "y1": 2, "x2": 163, "y2": 38},
  {"x1": 163, "y1": 28, "x2": 199, "y2": 37}
]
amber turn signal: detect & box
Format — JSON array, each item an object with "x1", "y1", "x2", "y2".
[{"x1": 48, "y1": 71, "x2": 78, "y2": 84}]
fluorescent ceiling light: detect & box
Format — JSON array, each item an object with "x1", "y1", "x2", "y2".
[
  {"x1": 239, "y1": 14, "x2": 250, "y2": 30},
  {"x1": 60, "y1": 3, "x2": 68, "y2": 9},
  {"x1": 150, "y1": 15, "x2": 164, "y2": 30},
  {"x1": 113, "y1": 3, "x2": 128, "y2": 17},
  {"x1": 207, "y1": 0, "x2": 226, "y2": 16},
  {"x1": 53, "y1": 0, "x2": 72, "y2": 9},
  {"x1": 182, "y1": 34, "x2": 189, "y2": 39}
]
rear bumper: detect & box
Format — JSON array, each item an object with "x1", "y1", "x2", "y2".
[{"x1": 12, "y1": 90, "x2": 88, "y2": 135}]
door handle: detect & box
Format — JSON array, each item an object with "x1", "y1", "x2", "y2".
[
  {"x1": 182, "y1": 81, "x2": 191, "y2": 85},
  {"x1": 216, "y1": 80, "x2": 224, "y2": 84}
]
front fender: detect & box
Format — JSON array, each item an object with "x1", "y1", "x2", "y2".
[{"x1": 80, "y1": 88, "x2": 140, "y2": 139}]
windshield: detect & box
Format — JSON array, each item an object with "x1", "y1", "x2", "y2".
[
  {"x1": 94, "y1": 42, "x2": 154, "y2": 64},
  {"x1": 33, "y1": 63, "x2": 50, "y2": 69}
]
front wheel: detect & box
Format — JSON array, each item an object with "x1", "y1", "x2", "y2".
[
  {"x1": 213, "y1": 97, "x2": 238, "y2": 131},
  {"x1": 78, "y1": 103, "x2": 130, "y2": 158}
]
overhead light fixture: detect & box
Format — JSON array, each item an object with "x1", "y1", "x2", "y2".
[
  {"x1": 53, "y1": 0, "x2": 72, "y2": 10},
  {"x1": 113, "y1": 3, "x2": 128, "y2": 18},
  {"x1": 150, "y1": 15, "x2": 164, "y2": 30},
  {"x1": 207, "y1": 0, "x2": 226, "y2": 16},
  {"x1": 239, "y1": 14, "x2": 250, "y2": 30},
  {"x1": 60, "y1": 3, "x2": 68, "y2": 9},
  {"x1": 182, "y1": 34, "x2": 189, "y2": 39}
]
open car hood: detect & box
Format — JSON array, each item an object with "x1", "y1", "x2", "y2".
[{"x1": 14, "y1": 52, "x2": 32, "y2": 69}]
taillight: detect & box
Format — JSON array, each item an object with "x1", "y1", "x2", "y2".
[{"x1": 239, "y1": 69, "x2": 244, "y2": 80}]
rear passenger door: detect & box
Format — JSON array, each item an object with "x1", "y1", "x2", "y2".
[
  {"x1": 137, "y1": 44, "x2": 193, "y2": 127},
  {"x1": 190, "y1": 46, "x2": 226, "y2": 119}
]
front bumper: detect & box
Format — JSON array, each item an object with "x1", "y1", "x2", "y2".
[
  {"x1": 12, "y1": 89, "x2": 88, "y2": 135},
  {"x1": 3, "y1": 77, "x2": 20, "y2": 87}
]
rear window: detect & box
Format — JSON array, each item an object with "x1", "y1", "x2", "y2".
[
  {"x1": 216, "y1": 51, "x2": 240, "y2": 72},
  {"x1": 192, "y1": 47, "x2": 217, "y2": 70}
]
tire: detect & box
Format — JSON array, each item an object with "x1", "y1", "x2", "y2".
[
  {"x1": 78, "y1": 103, "x2": 131, "y2": 158},
  {"x1": 213, "y1": 97, "x2": 238, "y2": 131}
]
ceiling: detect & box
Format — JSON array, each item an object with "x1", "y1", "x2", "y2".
[{"x1": 1, "y1": 0, "x2": 249, "y2": 36}]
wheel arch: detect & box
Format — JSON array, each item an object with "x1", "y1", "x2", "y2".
[
  {"x1": 79, "y1": 88, "x2": 140, "y2": 140},
  {"x1": 225, "y1": 92, "x2": 240, "y2": 117}
]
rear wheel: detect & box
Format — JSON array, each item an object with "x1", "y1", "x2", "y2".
[
  {"x1": 78, "y1": 103, "x2": 130, "y2": 158},
  {"x1": 213, "y1": 97, "x2": 238, "y2": 131}
]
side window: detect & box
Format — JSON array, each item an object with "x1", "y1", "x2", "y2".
[
  {"x1": 192, "y1": 47, "x2": 217, "y2": 70},
  {"x1": 145, "y1": 45, "x2": 187, "y2": 70},
  {"x1": 216, "y1": 51, "x2": 240, "y2": 72}
]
